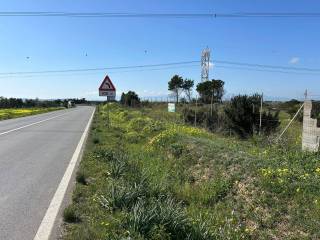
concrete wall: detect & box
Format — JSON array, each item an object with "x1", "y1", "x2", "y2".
[{"x1": 302, "y1": 100, "x2": 320, "y2": 152}]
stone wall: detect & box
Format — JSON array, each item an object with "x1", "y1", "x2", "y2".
[{"x1": 302, "y1": 100, "x2": 320, "y2": 152}]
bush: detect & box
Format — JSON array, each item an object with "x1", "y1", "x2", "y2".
[
  {"x1": 125, "y1": 131, "x2": 142, "y2": 143},
  {"x1": 120, "y1": 91, "x2": 141, "y2": 107},
  {"x1": 63, "y1": 205, "x2": 80, "y2": 223},
  {"x1": 142, "y1": 120, "x2": 165, "y2": 134},
  {"x1": 311, "y1": 101, "x2": 320, "y2": 127},
  {"x1": 286, "y1": 102, "x2": 303, "y2": 122},
  {"x1": 182, "y1": 107, "x2": 207, "y2": 127},
  {"x1": 225, "y1": 94, "x2": 280, "y2": 138},
  {"x1": 92, "y1": 137, "x2": 100, "y2": 144},
  {"x1": 76, "y1": 171, "x2": 87, "y2": 185},
  {"x1": 128, "y1": 117, "x2": 153, "y2": 131},
  {"x1": 169, "y1": 143, "x2": 185, "y2": 158},
  {"x1": 93, "y1": 148, "x2": 115, "y2": 162},
  {"x1": 182, "y1": 106, "x2": 226, "y2": 132}
]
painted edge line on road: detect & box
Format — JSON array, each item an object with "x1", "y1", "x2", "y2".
[
  {"x1": 33, "y1": 108, "x2": 96, "y2": 240},
  {"x1": 0, "y1": 110, "x2": 75, "y2": 136}
]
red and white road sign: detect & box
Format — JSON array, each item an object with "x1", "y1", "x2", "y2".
[{"x1": 99, "y1": 75, "x2": 116, "y2": 99}]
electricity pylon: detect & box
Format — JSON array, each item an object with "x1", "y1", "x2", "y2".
[{"x1": 201, "y1": 47, "x2": 211, "y2": 82}]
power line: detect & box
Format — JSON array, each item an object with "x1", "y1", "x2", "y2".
[
  {"x1": 214, "y1": 60, "x2": 320, "y2": 72},
  {"x1": 0, "y1": 61, "x2": 200, "y2": 76},
  {"x1": 0, "y1": 64, "x2": 200, "y2": 79},
  {"x1": 0, "y1": 11, "x2": 320, "y2": 18},
  {"x1": 0, "y1": 12, "x2": 212, "y2": 18},
  {"x1": 0, "y1": 59, "x2": 319, "y2": 77},
  {"x1": 215, "y1": 65, "x2": 319, "y2": 75}
]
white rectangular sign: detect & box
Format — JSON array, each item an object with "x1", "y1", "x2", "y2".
[
  {"x1": 168, "y1": 103, "x2": 176, "y2": 113},
  {"x1": 99, "y1": 90, "x2": 116, "y2": 97}
]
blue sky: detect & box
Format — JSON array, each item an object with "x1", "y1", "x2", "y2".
[{"x1": 0, "y1": 0, "x2": 320, "y2": 100}]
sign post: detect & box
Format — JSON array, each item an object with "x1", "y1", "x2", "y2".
[
  {"x1": 99, "y1": 75, "x2": 116, "y2": 127},
  {"x1": 99, "y1": 75, "x2": 116, "y2": 101}
]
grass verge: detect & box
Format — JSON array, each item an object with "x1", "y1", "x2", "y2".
[{"x1": 63, "y1": 103, "x2": 320, "y2": 240}]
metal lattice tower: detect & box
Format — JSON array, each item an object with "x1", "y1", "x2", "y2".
[{"x1": 201, "y1": 47, "x2": 211, "y2": 82}]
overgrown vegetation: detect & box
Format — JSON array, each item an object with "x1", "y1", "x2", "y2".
[
  {"x1": 63, "y1": 103, "x2": 319, "y2": 240},
  {"x1": 0, "y1": 96, "x2": 87, "y2": 108},
  {"x1": 120, "y1": 91, "x2": 141, "y2": 107},
  {"x1": 224, "y1": 95, "x2": 280, "y2": 138},
  {"x1": 0, "y1": 107, "x2": 62, "y2": 121},
  {"x1": 279, "y1": 99, "x2": 303, "y2": 122},
  {"x1": 182, "y1": 94, "x2": 280, "y2": 138}
]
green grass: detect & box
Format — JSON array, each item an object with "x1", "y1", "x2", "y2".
[
  {"x1": 63, "y1": 103, "x2": 320, "y2": 240},
  {"x1": 0, "y1": 107, "x2": 63, "y2": 121}
]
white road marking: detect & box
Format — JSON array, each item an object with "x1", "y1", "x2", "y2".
[
  {"x1": 0, "y1": 111, "x2": 74, "y2": 136},
  {"x1": 33, "y1": 108, "x2": 95, "y2": 240}
]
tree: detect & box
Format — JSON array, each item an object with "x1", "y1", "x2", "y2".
[
  {"x1": 120, "y1": 91, "x2": 140, "y2": 107},
  {"x1": 168, "y1": 75, "x2": 184, "y2": 103},
  {"x1": 196, "y1": 79, "x2": 224, "y2": 104},
  {"x1": 224, "y1": 94, "x2": 280, "y2": 138},
  {"x1": 182, "y1": 79, "x2": 194, "y2": 102}
]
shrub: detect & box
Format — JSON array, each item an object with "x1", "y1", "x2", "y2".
[
  {"x1": 142, "y1": 120, "x2": 165, "y2": 134},
  {"x1": 182, "y1": 106, "x2": 228, "y2": 133},
  {"x1": 169, "y1": 143, "x2": 185, "y2": 158},
  {"x1": 93, "y1": 148, "x2": 115, "y2": 162},
  {"x1": 225, "y1": 94, "x2": 280, "y2": 138},
  {"x1": 92, "y1": 137, "x2": 100, "y2": 144},
  {"x1": 120, "y1": 91, "x2": 141, "y2": 107},
  {"x1": 311, "y1": 101, "x2": 320, "y2": 127},
  {"x1": 182, "y1": 107, "x2": 208, "y2": 127},
  {"x1": 148, "y1": 225, "x2": 171, "y2": 240},
  {"x1": 148, "y1": 129, "x2": 179, "y2": 150},
  {"x1": 76, "y1": 171, "x2": 87, "y2": 185},
  {"x1": 287, "y1": 104, "x2": 303, "y2": 122},
  {"x1": 125, "y1": 131, "x2": 142, "y2": 143},
  {"x1": 63, "y1": 205, "x2": 80, "y2": 223},
  {"x1": 128, "y1": 117, "x2": 153, "y2": 132}
]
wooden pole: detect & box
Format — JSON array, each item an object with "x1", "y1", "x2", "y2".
[{"x1": 259, "y1": 93, "x2": 263, "y2": 136}]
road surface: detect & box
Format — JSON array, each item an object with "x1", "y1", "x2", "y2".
[{"x1": 0, "y1": 106, "x2": 95, "y2": 240}]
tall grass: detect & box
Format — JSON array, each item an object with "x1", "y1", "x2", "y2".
[{"x1": 63, "y1": 103, "x2": 320, "y2": 240}]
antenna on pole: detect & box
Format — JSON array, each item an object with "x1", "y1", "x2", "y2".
[{"x1": 201, "y1": 47, "x2": 211, "y2": 82}]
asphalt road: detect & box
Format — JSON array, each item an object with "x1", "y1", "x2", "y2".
[{"x1": 0, "y1": 106, "x2": 95, "y2": 240}]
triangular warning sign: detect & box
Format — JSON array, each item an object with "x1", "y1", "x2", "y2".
[{"x1": 99, "y1": 75, "x2": 116, "y2": 91}]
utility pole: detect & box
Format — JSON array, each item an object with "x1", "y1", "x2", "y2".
[
  {"x1": 201, "y1": 47, "x2": 211, "y2": 82},
  {"x1": 194, "y1": 96, "x2": 198, "y2": 127},
  {"x1": 259, "y1": 93, "x2": 263, "y2": 136}
]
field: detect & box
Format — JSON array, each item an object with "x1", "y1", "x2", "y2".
[
  {"x1": 0, "y1": 108, "x2": 63, "y2": 121},
  {"x1": 62, "y1": 103, "x2": 320, "y2": 240}
]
